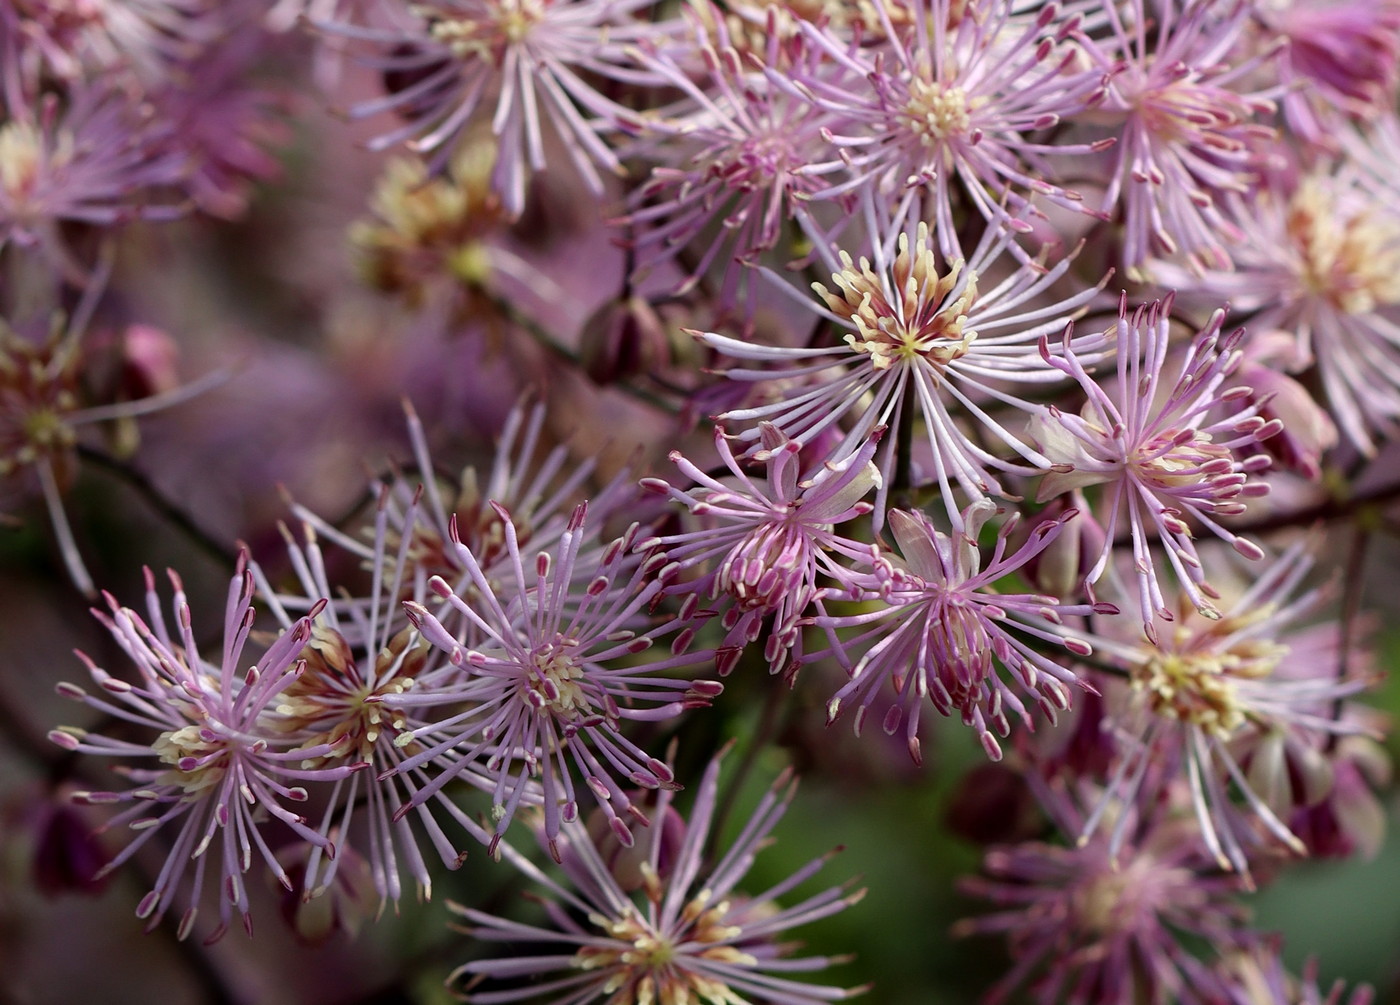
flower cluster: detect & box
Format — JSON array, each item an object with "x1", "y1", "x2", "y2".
[{"x1": 7, "y1": 0, "x2": 1398, "y2": 1001}]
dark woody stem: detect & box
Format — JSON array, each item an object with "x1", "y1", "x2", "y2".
[{"x1": 76, "y1": 445, "x2": 239, "y2": 571}]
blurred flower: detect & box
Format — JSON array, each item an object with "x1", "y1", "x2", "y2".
[
  {"x1": 956, "y1": 785, "x2": 1249, "y2": 1005},
  {"x1": 0, "y1": 278, "x2": 219, "y2": 594},
  {"x1": 48, "y1": 557, "x2": 363, "y2": 941},
  {"x1": 1255, "y1": 0, "x2": 1400, "y2": 147},
  {"x1": 0, "y1": 80, "x2": 187, "y2": 281},
  {"x1": 448, "y1": 751, "x2": 866, "y2": 1004},
  {"x1": 3, "y1": 0, "x2": 213, "y2": 93},
  {"x1": 350, "y1": 141, "x2": 508, "y2": 307},
  {"x1": 328, "y1": 0, "x2": 671, "y2": 217},
  {"x1": 1190, "y1": 167, "x2": 1400, "y2": 455},
  {"x1": 1215, "y1": 934, "x2": 1375, "y2": 1005}
]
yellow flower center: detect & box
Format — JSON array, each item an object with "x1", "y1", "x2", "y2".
[
  {"x1": 572, "y1": 884, "x2": 758, "y2": 1005},
  {"x1": 1287, "y1": 178, "x2": 1400, "y2": 315},
  {"x1": 816, "y1": 223, "x2": 977, "y2": 372},
  {"x1": 904, "y1": 79, "x2": 973, "y2": 151},
  {"x1": 153, "y1": 725, "x2": 229, "y2": 795}
]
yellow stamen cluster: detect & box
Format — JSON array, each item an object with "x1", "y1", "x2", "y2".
[
  {"x1": 904, "y1": 78, "x2": 973, "y2": 154},
  {"x1": 153, "y1": 725, "x2": 230, "y2": 795},
  {"x1": 528, "y1": 640, "x2": 591, "y2": 717},
  {"x1": 572, "y1": 883, "x2": 757, "y2": 1005},
  {"x1": 1132, "y1": 615, "x2": 1286, "y2": 738},
  {"x1": 816, "y1": 223, "x2": 978, "y2": 371},
  {"x1": 0, "y1": 326, "x2": 80, "y2": 478},
  {"x1": 350, "y1": 143, "x2": 504, "y2": 304},
  {"x1": 280, "y1": 625, "x2": 424, "y2": 765},
  {"x1": 0, "y1": 119, "x2": 68, "y2": 202},
  {"x1": 420, "y1": 0, "x2": 545, "y2": 60},
  {"x1": 1287, "y1": 177, "x2": 1400, "y2": 316}
]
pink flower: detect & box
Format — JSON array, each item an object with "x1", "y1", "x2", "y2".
[
  {"x1": 784, "y1": 0, "x2": 1110, "y2": 259},
  {"x1": 812, "y1": 500, "x2": 1110, "y2": 763},
  {"x1": 48, "y1": 558, "x2": 362, "y2": 941},
  {"x1": 698, "y1": 221, "x2": 1106, "y2": 528},
  {"x1": 1029, "y1": 294, "x2": 1279, "y2": 637},
  {"x1": 640, "y1": 422, "x2": 881, "y2": 678},
  {"x1": 449, "y1": 751, "x2": 866, "y2": 1004},
  {"x1": 327, "y1": 0, "x2": 671, "y2": 217},
  {"x1": 1078, "y1": 0, "x2": 1277, "y2": 277},
  {"x1": 392, "y1": 503, "x2": 723, "y2": 858},
  {"x1": 957, "y1": 786, "x2": 1249, "y2": 1005},
  {"x1": 1081, "y1": 542, "x2": 1377, "y2": 875}
]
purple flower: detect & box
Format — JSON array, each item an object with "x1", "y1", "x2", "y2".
[
  {"x1": 250, "y1": 494, "x2": 496, "y2": 911},
  {"x1": 392, "y1": 502, "x2": 723, "y2": 858},
  {"x1": 623, "y1": 9, "x2": 849, "y2": 314},
  {"x1": 449, "y1": 751, "x2": 866, "y2": 1004},
  {"x1": 327, "y1": 0, "x2": 670, "y2": 217},
  {"x1": 813, "y1": 500, "x2": 1109, "y2": 763},
  {"x1": 48, "y1": 557, "x2": 362, "y2": 941},
  {"x1": 1081, "y1": 542, "x2": 1378, "y2": 876},
  {"x1": 1029, "y1": 294, "x2": 1279, "y2": 637},
  {"x1": 1078, "y1": 0, "x2": 1277, "y2": 277},
  {"x1": 640, "y1": 421, "x2": 881, "y2": 678},
  {"x1": 0, "y1": 79, "x2": 187, "y2": 281},
  {"x1": 1183, "y1": 165, "x2": 1400, "y2": 455},
  {"x1": 697, "y1": 221, "x2": 1106, "y2": 528},
  {"x1": 1258, "y1": 0, "x2": 1400, "y2": 147},
  {"x1": 1216, "y1": 935, "x2": 1374, "y2": 1005},
  {"x1": 957, "y1": 786, "x2": 1249, "y2": 1005},
  {"x1": 782, "y1": 0, "x2": 1110, "y2": 259}
]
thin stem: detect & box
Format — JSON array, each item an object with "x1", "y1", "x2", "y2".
[
  {"x1": 704, "y1": 668, "x2": 792, "y2": 872},
  {"x1": 76, "y1": 445, "x2": 240, "y2": 571},
  {"x1": 1327, "y1": 524, "x2": 1369, "y2": 753}
]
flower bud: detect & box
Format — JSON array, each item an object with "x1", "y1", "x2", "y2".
[{"x1": 579, "y1": 296, "x2": 670, "y2": 385}]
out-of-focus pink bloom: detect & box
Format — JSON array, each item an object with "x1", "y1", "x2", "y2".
[
  {"x1": 47, "y1": 558, "x2": 363, "y2": 941},
  {"x1": 1216, "y1": 935, "x2": 1375, "y2": 1005},
  {"x1": 328, "y1": 0, "x2": 671, "y2": 217},
  {"x1": 0, "y1": 81, "x2": 187, "y2": 280},
  {"x1": 1078, "y1": 0, "x2": 1277, "y2": 277},
  {"x1": 812, "y1": 500, "x2": 1111, "y2": 763},
  {"x1": 3, "y1": 0, "x2": 214, "y2": 94},
  {"x1": 1256, "y1": 0, "x2": 1400, "y2": 147},
  {"x1": 1030, "y1": 294, "x2": 1279, "y2": 637},
  {"x1": 1188, "y1": 167, "x2": 1400, "y2": 455},
  {"x1": 1229, "y1": 331, "x2": 1337, "y2": 481},
  {"x1": 641, "y1": 422, "x2": 881, "y2": 678},
  {"x1": 152, "y1": 32, "x2": 289, "y2": 220},
  {"x1": 957, "y1": 787, "x2": 1249, "y2": 1005},
  {"x1": 449, "y1": 752, "x2": 866, "y2": 1004}
]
